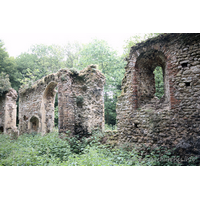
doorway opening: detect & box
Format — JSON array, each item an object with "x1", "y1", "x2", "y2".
[{"x1": 0, "y1": 126, "x2": 4, "y2": 133}]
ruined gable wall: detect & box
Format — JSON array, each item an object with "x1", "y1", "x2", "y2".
[
  {"x1": 58, "y1": 65, "x2": 105, "y2": 137},
  {"x1": 57, "y1": 69, "x2": 75, "y2": 135},
  {"x1": 19, "y1": 65, "x2": 105, "y2": 136},
  {"x1": 19, "y1": 73, "x2": 58, "y2": 135},
  {"x1": 0, "y1": 88, "x2": 18, "y2": 134},
  {"x1": 73, "y1": 65, "x2": 105, "y2": 136},
  {"x1": 116, "y1": 33, "x2": 200, "y2": 157}
]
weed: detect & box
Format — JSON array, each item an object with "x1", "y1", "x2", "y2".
[{"x1": 1, "y1": 129, "x2": 198, "y2": 166}]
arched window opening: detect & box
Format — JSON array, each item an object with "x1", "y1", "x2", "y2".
[
  {"x1": 0, "y1": 126, "x2": 4, "y2": 133},
  {"x1": 43, "y1": 81, "x2": 58, "y2": 133},
  {"x1": 30, "y1": 116, "x2": 39, "y2": 132},
  {"x1": 135, "y1": 50, "x2": 169, "y2": 108},
  {"x1": 153, "y1": 66, "x2": 164, "y2": 99},
  {"x1": 54, "y1": 92, "x2": 58, "y2": 127}
]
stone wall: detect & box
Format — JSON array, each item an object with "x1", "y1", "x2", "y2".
[
  {"x1": 116, "y1": 33, "x2": 200, "y2": 157},
  {"x1": 0, "y1": 88, "x2": 18, "y2": 134},
  {"x1": 18, "y1": 73, "x2": 58, "y2": 135},
  {"x1": 19, "y1": 65, "x2": 105, "y2": 136},
  {"x1": 0, "y1": 95, "x2": 6, "y2": 133}
]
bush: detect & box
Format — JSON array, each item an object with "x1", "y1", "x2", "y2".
[
  {"x1": 66, "y1": 135, "x2": 88, "y2": 154},
  {"x1": 1, "y1": 129, "x2": 197, "y2": 166},
  {"x1": 0, "y1": 129, "x2": 144, "y2": 166},
  {"x1": 0, "y1": 130, "x2": 71, "y2": 166},
  {"x1": 61, "y1": 146, "x2": 118, "y2": 166}
]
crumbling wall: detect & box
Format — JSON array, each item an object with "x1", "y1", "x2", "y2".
[
  {"x1": 19, "y1": 73, "x2": 58, "y2": 135},
  {"x1": 0, "y1": 95, "x2": 6, "y2": 133},
  {"x1": 19, "y1": 65, "x2": 105, "y2": 136},
  {"x1": 73, "y1": 65, "x2": 105, "y2": 136},
  {"x1": 0, "y1": 88, "x2": 18, "y2": 135},
  {"x1": 116, "y1": 33, "x2": 200, "y2": 157}
]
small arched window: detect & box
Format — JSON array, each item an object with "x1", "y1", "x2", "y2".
[{"x1": 30, "y1": 116, "x2": 39, "y2": 132}]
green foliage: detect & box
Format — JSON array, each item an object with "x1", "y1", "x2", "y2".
[
  {"x1": 63, "y1": 42, "x2": 82, "y2": 69},
  {"x1": 136, "y1": 146, "x2": 198, "y2": 166},
  {"x1": 16, "y1": 43, "x2": 82, "y2": 90},
  {"x1": 54, "y1": 93, "x2": 58, "y2": 127},
  {"x1": 0, "y1": 72, "x2": 11, "y2": 96},
  {"x1": 0, "y1": 40, "x2": 18, "y2": 90},
  {"x1": 54, "y1": 106, "x2": 58, "y2": 127},
  {"x1": 61, "y1": 131, "x2": 142, "y2": 166},
  {"x1": 104, "y1": 124, "x2": 117, "y2": 131},
  {"x1": 0, "y1": 129, "x2": 199, "y2": 166},
  {"x1": 123, "y1": 33, "x2": 161, "y2": 58},
  {"x1": 153, "y1": 66, "x2": 164, "y2": 98},
  {"x1": 0, "y1": 129, "x2": 143, "y2": 166},
  {"x1": 0, "y1": 130, "x2": 70, "y2": 166},
  {"x1": 61, "y1": 146, "x2": 118, "y2": 166},
  {"x1": 66, "y1": 135, "x2": 88, "y2": 154},
  {"x1": 76, "y1": 96, "x2": 84, "y2": 107},
  {"x1": 77, "y1": 38, "x2": 125, "y2": 93},
  {"x1": 76, "y1": 38, "x2": 126, "y2": 125},
  {"x1": 104, "y1": 93, "x2": 118, "y2": 125},
  {"x1": 141, "y1": 147, "x2": 182, "y2": 166},
  {"x1": 16, "y1": 44, "x2": 65, "y2": 89}
]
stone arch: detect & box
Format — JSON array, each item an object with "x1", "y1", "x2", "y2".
[
  {"x1": 134, "y1": 49, "x2": 170, "y2": 108},
  {"x1": 0, "y1": 126, "x2": 4, "y2": 133},
  {"x1": 42, "y1": 81, "x2": 58, "y2": 134},
  {"x1": 29, "y1": 116, "x2": 39, "y2": 133}
]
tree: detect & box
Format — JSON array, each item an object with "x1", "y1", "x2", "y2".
[
  {"x1": 28, "y1": 44, "x2": 66, "y2": 75},
  {"x1": 16, "y1": 43, "x2": 82, "y2": 90},
  {"x1": 0, "y1": 40, "x2": 18, "y2": 90},
  {"x1": 63, "y1": 42, "x2": 82, "y2": 69},
  {"x1": 123, "y1": 33, "x2": 161, "y2": 58},
  {"x1": 77, "y1": 39, "x2": 125, "y2": 91},
  {"x1": 0, "y1": 72, "x2": 11, "y2": 96}
]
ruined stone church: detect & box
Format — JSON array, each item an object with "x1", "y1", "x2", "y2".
[{"x1": 1, "y1": 33, "x2": 200, "y2": 157}]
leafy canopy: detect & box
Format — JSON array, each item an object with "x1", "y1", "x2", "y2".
[
  {"x1": 0, "y1": 40, "x2": 17, "y2": 90},
  {"x1": 76, "y1": 38, "x2": 126, "y2": 125},
  {"x1": 15, "y1": 43, "x2": 82, "y2": 90},
  {"x1": 0, "y1": 72, "x2": 11, "y2": 96}
]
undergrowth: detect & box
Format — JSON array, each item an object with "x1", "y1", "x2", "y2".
[{"x1": 0, "y1": 129, "x2": 198, "y2": 166}]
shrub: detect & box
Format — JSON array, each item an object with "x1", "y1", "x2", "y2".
[
  {"x1": 61, "y1": 146, "x2": 118, "y2": 166},
  {"x1": 0, "y1": 130, "x2": 71, "y2": 166},
  {"x1": 66, "y1": 135, "x2": 88, "y2": 154},
  {"x1": 1, "y1": 129, "x2": 197, "y2": 166}
]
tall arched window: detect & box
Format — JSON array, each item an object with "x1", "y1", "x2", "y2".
[
  {"x1": 43, "y1": 81, "x2": 58, "y2": 133},
  {"x1": 135, "y1": 49, "x2": 169, "y2": 108}
]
